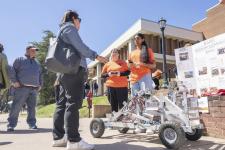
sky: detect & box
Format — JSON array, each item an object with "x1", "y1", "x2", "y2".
[{"x1": 0, "y1": 0, "x2": 219, "y2": 64}]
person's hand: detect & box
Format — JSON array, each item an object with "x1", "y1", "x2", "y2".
[
  {"x1": 13, "y1": 82, "x2": 20, "y2": 88},
  {"x1": 96, "y1": 55, "x2": 108, "y2": 64}
]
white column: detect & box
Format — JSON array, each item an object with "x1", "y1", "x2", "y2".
[
  {"x1": 128, "y1": 39, "x2": 135, "y2": 54},
  {"x1": 96, "y1": 63, "x2": 102, "y2": 96}
]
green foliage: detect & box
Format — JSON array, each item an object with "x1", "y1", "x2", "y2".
[
  {"x1": 36, "y1": 104, "x2": 56, "y2": 118},
  {"x1": 31, "y1": 30, "x2": 56, "y2": 105},
  {"x1": 36, "y1": 96, "x2": 109, "y2": 118}
]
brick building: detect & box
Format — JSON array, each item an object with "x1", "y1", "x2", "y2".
[{"x1": 192, "y1": 0, "x2": 225, "y2": 39}]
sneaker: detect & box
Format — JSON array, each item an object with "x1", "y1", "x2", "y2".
[
  {"x1": 52, "y1": 136, "x2": 67, "y2": 147},
  {"x1": 29, "y1": 125, "x2": 38, "y2": 129},
  {"x1": 7, "y1": 126, "x2": 14, "y2": 132},
  {"x1": 67, "y1": 139, "x2": 94, "y2": 150}
]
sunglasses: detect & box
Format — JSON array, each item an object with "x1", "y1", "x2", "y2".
[{"x1": 77, "y1": 18, "x2": 81, "y2": 23}]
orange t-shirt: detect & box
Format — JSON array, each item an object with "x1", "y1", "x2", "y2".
[
  {"x1": 102, "y1": 59, "x2": 128, "y2": 88},
  {"x1": 129, "y1": 48, "x2": 155, "y2": 84}
]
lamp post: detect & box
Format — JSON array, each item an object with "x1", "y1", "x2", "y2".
[{"x1": 158, "y1": 17, "x2": 169, "y2": 88}]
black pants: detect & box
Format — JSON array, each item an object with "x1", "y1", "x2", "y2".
[
  {"x1": 107, "y1": 87, "x2": 128, "y2": 112},
  {"x1": 53, "y1": 67, "x2": 87, "y2": 142}
]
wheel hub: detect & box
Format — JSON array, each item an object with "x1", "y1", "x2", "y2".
[
  {"x1": 163, "y1": 128, "x2": 177, "y2": 144},
  {"x1": 92, "y1": 122, "x2": 100, "y2": 134}
]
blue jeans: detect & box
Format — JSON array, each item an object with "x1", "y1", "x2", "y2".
[
  {"x1": 131, "y1": 73, "x2": 155, "y2": 97},
  {"x1": 7, "y1": 87, "x2": 37, "y2": 128}
]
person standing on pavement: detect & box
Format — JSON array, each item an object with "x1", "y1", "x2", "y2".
[
  {"x1": 52, "y1": 10, "x2": 108, "y2": 150},
  {"x1": 101, "y1": 49, "x2": 130, "y2": 112},
  {"x1": 0, "y1": 43, "x2": 10, "y2": 91},
  {"x1": 7, "y1": 45, "x2": 42, "y2": 131},
  {"x1": 93, "y1": 81, "x2": 98, "y2": 96},
  {"x1": 128, "y1": 33, "x2": 156, "y2": 134},
  {"x1": 84, "y1": 80, "x2": 90, "y2": 98}
]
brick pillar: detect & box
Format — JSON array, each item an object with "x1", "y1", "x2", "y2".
[{"x1": 200, "y1": 96, "x2": 225, "y2": 138}]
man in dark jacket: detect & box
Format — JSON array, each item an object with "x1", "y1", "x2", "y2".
[
  {"x1": 7, "y1": 45, "x2": 42, "y2": 131},
  {"x1": 0, "y1": 43, "x2": 10, "y2": 90}
]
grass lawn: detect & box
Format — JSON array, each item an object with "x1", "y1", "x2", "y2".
[{"x1": 36, "y1": 96, "x2": 109, "y2": 118}]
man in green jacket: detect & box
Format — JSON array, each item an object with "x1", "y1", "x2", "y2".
[{"x1": 0, "y1": 43, "x2": 10, "y2": 91}]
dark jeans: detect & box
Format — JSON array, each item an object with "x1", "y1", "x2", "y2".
[
  {"x1": 107, "y1": 87, "x2": 128, "y2": 112},
  {"x1": 8, "y1": 87, "x2": 37, "y2": 128},
  {"x1": 53, "y1": 67, "x2": 87, "y2": 142}
]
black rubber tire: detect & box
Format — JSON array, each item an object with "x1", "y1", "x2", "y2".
[
  {"x1": 159, "y1": 122, "x2": 185, "y2": 150},
  {"x1": 185, "y1": 129, "x2": 203, "y2": 141},
  {"x1": 90, "y1": 118, "x2": 105, "y2": 138},
  {"x1": 118, "y1": 128, "x2": 129, "y2": 134}
]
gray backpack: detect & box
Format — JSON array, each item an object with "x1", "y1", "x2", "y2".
[{"x1": 45, "y1": 28, "x2": 81, "y2": 74}]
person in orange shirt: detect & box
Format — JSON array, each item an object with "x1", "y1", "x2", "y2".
[
  {"x1": 101, "y1": 49, "x2": 130, "y2": 112},
  {"x1": 129, "y1": 33, "x2": 156, "y2": 96}
]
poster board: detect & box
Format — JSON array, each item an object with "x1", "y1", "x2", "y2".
[
  {"x1": 175, "y1": 33, "x2": 225, "y2": 113},
  {"x1": 175, "y1": 33, "x2": 225, "y2": 96}
]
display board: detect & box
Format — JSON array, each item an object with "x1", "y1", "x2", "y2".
[{"x1": 175, "y1": 33, "x2": 225, "y2": 97}]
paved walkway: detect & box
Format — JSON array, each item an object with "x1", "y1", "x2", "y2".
[{"x1": 1, "y1": 114, "x2": 225, "y2": 150}]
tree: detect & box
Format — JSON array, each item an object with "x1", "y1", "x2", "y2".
[{"x1": 31, "y1": 30, "x2": 56, "y2": 105}]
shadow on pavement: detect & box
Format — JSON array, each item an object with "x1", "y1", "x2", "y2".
[
  {"x1": 184, "y1": 139, "x2": 225, "y2": 150},
  {"x1": 95, "y1": 142, "x2": 166, "y2": 150},
  {"x1": 101, "y1": 133, "x2": 225, "y2": 150},
  {"x1": 0, "y1": 142, "x2": 13, "y2": 146},
  {"x1": 0, "y1": 128, "x2": 52, "y2": 134},
  {"x1": 102, "y1": 133, "x2": 162, "y2": 144}
]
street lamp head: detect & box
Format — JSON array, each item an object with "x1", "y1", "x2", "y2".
[{"x1": 158, "y1": 17, "x2": 167, "y2": 30}]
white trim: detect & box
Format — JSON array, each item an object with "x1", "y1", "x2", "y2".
[
  {"x1": 206, "y1": 3, "x2": 220, "y2": 12},
  {"x1": 192, "y1": 1, "x2": 222, "y2": 27},
  {"x1": 192, "y1": 18, "x2": 207, "y2": 26},
  {"x1": 141, "y1": 19, "x2": 203, "y2": 42},
  {"x1": 141, "y1": 18, "x2": 201, "y2": 34}
]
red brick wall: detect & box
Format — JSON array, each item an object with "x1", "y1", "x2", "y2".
[
  {"x1": 192, "y1": 3, "x2": 225, "y2": 39},
  {"x1": 200, "y1": 96, "x2": 225, "y2": 138}
]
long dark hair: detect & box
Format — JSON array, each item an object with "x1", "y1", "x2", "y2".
[
  {"x1": 135, "y1": 33, "x2": 151, "y2": 64},
  {"x1": 61, "y1": 10, "x2": 79, "y2": 25}
]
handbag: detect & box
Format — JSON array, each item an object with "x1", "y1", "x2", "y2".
[{"x1": 45, "y1": 31, "x2": 81, "y2": 74}]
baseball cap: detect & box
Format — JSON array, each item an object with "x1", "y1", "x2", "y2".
[{"x1": 26, "y1": 45, "x2": 39, "y2": 51}]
